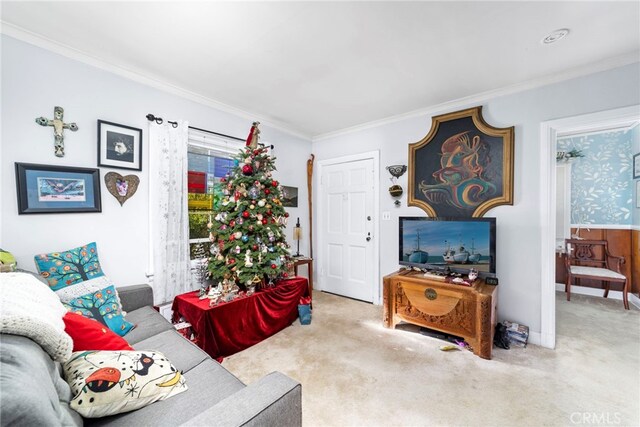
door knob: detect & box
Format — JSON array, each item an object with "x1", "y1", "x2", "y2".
[{"x1": 366, "y1": 232, "x2": 371, "y2": 242}]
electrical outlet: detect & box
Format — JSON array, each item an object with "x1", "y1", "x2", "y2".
[{"x1": 382, "y1": 211, "x2": 391, "y2": 220}]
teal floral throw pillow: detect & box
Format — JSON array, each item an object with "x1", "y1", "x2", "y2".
[
  {"x1": 63, "y1": 285, "x2": 134, "y2": 336},
  {"x1": 34, "y1": 242, "x2": 104, "y2": 291}
]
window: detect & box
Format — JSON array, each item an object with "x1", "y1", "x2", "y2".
[{"x1": 187, "y1": 129, "x2": 241, "y2": 259}]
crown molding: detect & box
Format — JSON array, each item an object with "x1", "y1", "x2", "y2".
[
  {"x1": 313, "y1": 53, "x2": 640, "y2": 142},
  {"x1": 0, "y1": 21, "x2": 312, "y2": 141}
]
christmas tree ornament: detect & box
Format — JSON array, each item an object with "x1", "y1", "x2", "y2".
[
  {"x1": 271, "y1": 264, "x2": 277, "y2": 269},
  {"x1": 262, "y1": 218, "x2": 268, "y2": 225},
  {"x1": 258, "y1": 200, "x2": 266, "y2": 207},
  {"x1": 252, "y1": 244, "x2": 258, "y2": 250},
  {"x1": 254, "y1": 160, "x2": 261, "y2": 169},
  {"x1": 271, "y1": 180, "x2": 278, "y2": 187},
  {"x1": 249, "y1": 186, "x2": 259, "y2": 199},
  {"x1": 242, "y1": 164, "x2": 253, "y2": 175},
  {"x1": 283, "y1": 272, "x2": 289, "y2": 278},
  {"x1": 242, "y1": 211, "x2": 250, "y2": 218},
  {"x1": 234, "y1": 231, "x2": 242, "y2": 239},
  {"x1": 268, "y1": 246, "x2": 275, "y2": 252},
  {"x1": 241, "y1": 235, "x2": 249, "y2": 243},
  {"x1": 245, "y1": 121, "x2": 260, "y2": 149},
  {"x1": 234, "y1": 245, "x2": 241, "y2": 254},
  {"x1": 265, "y1": 189, "x2": 271, "y2": 195},
  {"x1": 248, "y1": 225, "x2": 255, "y2": 232},
  {"x1": 244, "y1": 157, "x2": 251, "y2": 164},
  {"x1": 230, "y1": 220, "x2": 236, "y2": 227},
  {"x1": 257, "y1": 214, "x2": 263, "y2": 221},
  {"x1": 249, "y1": 204, "x2": 255, "y2": 210},
  {"x1": 237, "y1": 218, "x2": 244, "y2": 225},
  {"x1": 234, "y1": 159, "x2": 239, "y2": 166}
]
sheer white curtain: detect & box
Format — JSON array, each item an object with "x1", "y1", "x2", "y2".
[{"x1": 148, "y1": 120, "x2": 192, "y2": 305}]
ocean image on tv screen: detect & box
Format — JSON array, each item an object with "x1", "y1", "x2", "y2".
[{"x1": 401, "y1": 220, "x2": 492, "y2": 272}]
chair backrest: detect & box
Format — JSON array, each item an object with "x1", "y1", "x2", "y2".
[{"x1": 565, "y1": 239, "x2": 609, "y2": 269}]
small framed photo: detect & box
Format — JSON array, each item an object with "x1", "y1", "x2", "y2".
[
  {"x1": 637, "y1": 181, "x2": 640, "y2": 209},
  {"x1": 15, "y1": 163, "x2": 101, "y2": 214},
  {"x1": 281, "y1": 186, "x2": 299, "y2": 207},
  {"x1": 98, "y1": 120, "x2": 142, "y2": 171},
  {"x1": 634, "y1": 153, "x2": 640, "y2": 179}
]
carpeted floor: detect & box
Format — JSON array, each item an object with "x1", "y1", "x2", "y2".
[{"x1": 223, "y1": 291, "x2": 640, "y2": 426}]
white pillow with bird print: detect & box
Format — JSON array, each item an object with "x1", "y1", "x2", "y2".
[{"x1": 63, "y1": 350, "x2": 187, "y2": 418}]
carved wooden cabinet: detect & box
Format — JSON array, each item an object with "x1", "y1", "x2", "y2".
[{"x1": 383, "y1": 270, "x2": 498, "y2": 359}]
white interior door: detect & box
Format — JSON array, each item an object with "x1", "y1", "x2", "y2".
[{"x1": 320, "y1": 158, "x2": 375, "y2": 302}]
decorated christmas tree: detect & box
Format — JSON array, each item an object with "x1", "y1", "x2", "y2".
[{"x1": 208, "y1": 122, "x2": 292, "y2": 288}]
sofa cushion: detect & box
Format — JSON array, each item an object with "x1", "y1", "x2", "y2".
[
  {"x1": 34, "y1": 242, "x2": 105, "y2": 290},
  {"x1": 131, "y1": 329, "x2": 209, "y2": 373},
  {"x1": 63, "y1": 312, "x2": 134, "y2": 351},
  {"x1": 85, "y1": 359, "x2": 245, "y2": 426},
  {"x1": 123, "y1": 306, "x2": 174, "y2": 344},
  {"x1": 63, "y1": 284, "x2": 135, "y2": 336},
  {"x1": 0, "y1": 334, "x2": 82, "y2": 426},
  {"x1": 63, "y1": 350, "x2": 188, "y2": 418}
]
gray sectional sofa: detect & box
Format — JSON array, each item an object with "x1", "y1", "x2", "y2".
[{"x1": 0, "y1": 283, "x2": 302, "y2": 426}]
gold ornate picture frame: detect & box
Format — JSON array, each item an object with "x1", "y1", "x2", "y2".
[{"x1": 408, "y1": 106, "x2": 514, "y2": 218}]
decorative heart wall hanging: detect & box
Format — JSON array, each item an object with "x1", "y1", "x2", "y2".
[{"x1": 104, "y1": 172, "x2": 140, "y2": 206}]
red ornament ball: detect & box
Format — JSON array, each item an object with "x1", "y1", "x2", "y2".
[
  {"x1": 252, "y1": 244, "x2": 258, "y2": 250},
  {"x1": 284, "y1": 212, "x2": 289, "y2": 218},
  {"x1": 266, "y1": 210, "x2": 272, "y2": 216},
  {"x1": 265, "y1": 189, "x2": 271, "y2": 195},
  {"x1": 230, "y1": 220, "x2": 236, "y2": 227},
  {"x1": 229, "y1": 258, "x2": 236, "y2": 264},
  {"x1": 242, "y1": 211, "x2": 250, "y2": 218},
  {"x1": 283, "y1": 272, "x2": 289, "y2": 278},
  {"x1": 242, "y1": 164, "x2": 254, "y2": 175},
  {"x1": 261, "y1": 218, "x2": 268, "y2": 225},
  {"x1": 271, "y1": 180, "x2": 278, "y2": 187},
  {"x1": 271, "y1": 264, "x2": 277, "y2": 269}
]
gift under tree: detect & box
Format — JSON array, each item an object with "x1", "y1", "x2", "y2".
[{"x1": 208, "y1": 122, "x2": 292, "y2": 289}]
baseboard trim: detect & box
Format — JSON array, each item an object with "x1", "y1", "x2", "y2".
[{"x1": 555, "y1": 283, "x2": 640, "y2": 309}]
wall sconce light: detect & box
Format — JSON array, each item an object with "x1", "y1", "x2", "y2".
[{"x1": 386, "y1": 165, "x2": 407, "y2": 206}]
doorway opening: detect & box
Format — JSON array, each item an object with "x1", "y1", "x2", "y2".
[{"x1": 540, "y1": 105, "x2": 640, "y2": 349}]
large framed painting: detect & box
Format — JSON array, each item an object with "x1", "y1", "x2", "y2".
[
  {"x1": 98, "y1": 120, "x2": 143, "y2": 171},
  {"x1": 15, "y1": 163, "x2": 102, "y2": 214},
  {"x1": 408, "y1": 106, "x2": 514, "y2": 218}
]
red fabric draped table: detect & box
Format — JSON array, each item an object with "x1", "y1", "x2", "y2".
[{"x1": 171, "y1": 277, "x2": 310, "y2": 360}]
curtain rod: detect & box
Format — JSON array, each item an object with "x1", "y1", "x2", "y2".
[{"x1": 146, "y1": 114, "x2": 244, "y2": 142}]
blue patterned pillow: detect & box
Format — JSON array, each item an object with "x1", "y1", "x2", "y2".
[
  {"x1": 63, "y1": 285, "x2": 134, "y2": 336},
  {"x1": 34, "y1": 242, "x2": 104, "y2": 291}
]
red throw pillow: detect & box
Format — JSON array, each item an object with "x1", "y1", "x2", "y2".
[{"x1": 63, "y1": 312, "x2": 134, "y2": 351}]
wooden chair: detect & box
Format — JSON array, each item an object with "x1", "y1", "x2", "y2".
[{"x1": 564, "y1": 239, "x2": 628, "y2": 310}]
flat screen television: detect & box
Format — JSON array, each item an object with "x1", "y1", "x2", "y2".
[{"x1": 399, "y1": 217, "x2": 496, "y2": 277}]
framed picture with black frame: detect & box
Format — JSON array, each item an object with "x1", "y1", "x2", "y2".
[
  {"x1": 15, "y1": 163, "x2": 101, "y2": 214},
  {"x1": 98, "y1": 120, "x2": 143, "y2": 171},
  {"x1": 633, "y1": 152, "x2": 640, "y2": 179}
]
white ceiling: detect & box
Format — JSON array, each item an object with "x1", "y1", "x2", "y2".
[{"x1": 2, "y1": 1, "x2": 639, "y2": 139}]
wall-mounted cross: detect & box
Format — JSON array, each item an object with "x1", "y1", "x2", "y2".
[{"x1": 35, "y1": 106, "x2": 78, "y2": 157}]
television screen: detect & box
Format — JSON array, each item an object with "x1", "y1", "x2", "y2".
[{"x1": 399, "y1": 217, "x2": 496, "y2": 276}]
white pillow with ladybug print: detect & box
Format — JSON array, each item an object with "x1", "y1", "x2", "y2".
[{"x1": 63, "y1": 350, "x2": 187, "y2": 418}]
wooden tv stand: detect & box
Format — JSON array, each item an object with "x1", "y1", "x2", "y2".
[{"x1": 383, "y1": 269, "x2": 498, "y2": 359}]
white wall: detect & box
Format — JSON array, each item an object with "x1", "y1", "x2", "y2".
[
  {"x1": 0, "y1": 35, "x2": 312, "y2": 286},
  {"x1": 312, "y1": 62, "x2": 640, "y2": 334}
]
